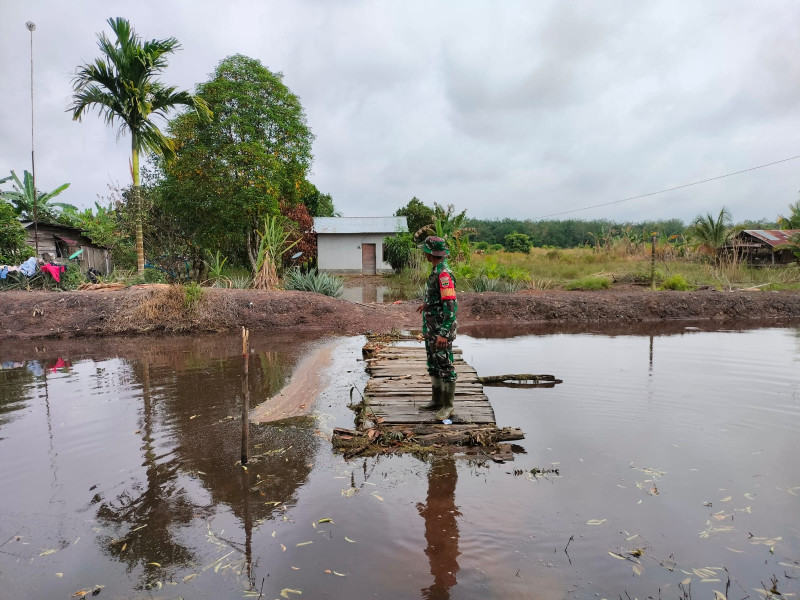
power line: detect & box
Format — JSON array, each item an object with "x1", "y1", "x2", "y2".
[{"x1": 534, "y1": 154, "x2": 800, "y2": 220}]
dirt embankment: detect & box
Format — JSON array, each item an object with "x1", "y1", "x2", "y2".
[{"x1": 2, "y1": 286, "x2": 800, "y2": 340}]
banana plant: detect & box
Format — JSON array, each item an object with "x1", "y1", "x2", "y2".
[{"x1": 0, "y1": 170, "x2": 74, "y2": 222}]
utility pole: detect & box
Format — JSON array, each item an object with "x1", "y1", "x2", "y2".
[{"x1": 26, "y1": 21, "x2": 39, "y2": 256}]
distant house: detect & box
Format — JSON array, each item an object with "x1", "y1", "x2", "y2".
[
  {"x1": 314, "y1": 217, "x2": 408, "y2": 274},
  {"x1": 727, "y1": 229, "x2": 800, "y2": 265},
  {"x1": 22, "y1": 222, "x2": 113, "y2": 274}
]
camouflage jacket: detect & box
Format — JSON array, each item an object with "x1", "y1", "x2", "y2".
[{"x1": 422, "y1": 260, "x2": 457, "y2": 339}]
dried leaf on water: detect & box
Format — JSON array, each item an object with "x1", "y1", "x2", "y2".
[
  {"x1": 55, "y1": 573, "x2": 63, "y2": 578},
  {"x1": 280, "y1": 589, "x2": 302, "y2": 598},
  {"x1": 632, "y1": 565, "x2": 643, "y2": 576},
  {"x1": 183, "y1": 574, "x2": 198, "y2": 582},
  {"x1": 681, "y1": 578, "x2": 691, "y2": 585},
  {"x1": 725, "y1": 547, "x2": 744, "y2": 553},
  {"x1": 272, "y1": 530, "x2": 276, "y2": 538},
  {"x1": 281, "y1": 544, "x2": 287, "y2": 552},
  {"x1": 291, "y1": 566, "x2": 300, "y2": 570},
  {"x1": 189, "y1": 415, "x2": 198, "y2": 420},
  {"x1": 131, "y1": 525, "x2": 147, "y2": 532},
  {"x1": 587, "y1": 519, "x2": 607, "y2": 526},
  {"x1": 344, "y1": 537, "x2": 357, "y2": 543},
  {"x1": 713, "y1": 591, "x2": 727, "y2": 600},
  {"x1": 608, "y1": 551, "x2": 626, "y2": 560},
  {"x1": 149, "y1": 562, "x2": 161, "y2": 567},
  {"x1": 372, "y1": 494, "x2": 384, "y2": 502},
  {"x1": 39, "y1": 549, "x2": 57, "y2": 556},
  {"x1": 318, "y1": 518, "x2": 333, "y2": 524},
  {"x1": 296, "y1": 541, "x2": 313, "y2": 547},
  {"x1": 333, "y1": 571, "x2": 347, "y2": 577},
  {"x1": 720, "y1": 496, "x2": 732, "y2": 502},
  {"x1": 120, "y1": 543, "x2": 127, "y2": 552}
]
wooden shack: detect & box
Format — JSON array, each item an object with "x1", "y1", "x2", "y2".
[
  {"x1": 727, "y1": 230, "x2": 800, "y2": 266},
  {"x1": 22, "y1": 222, "x2": 113, "y2": 275}
]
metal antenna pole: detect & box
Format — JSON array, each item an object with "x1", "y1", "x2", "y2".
[{"x1": 26, "y1": 21, "x2": 38, "y2": 256}]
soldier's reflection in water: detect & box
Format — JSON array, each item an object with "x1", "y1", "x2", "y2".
[{"x1": 418, "y1": 455, "x2": 461, "y2": 600}]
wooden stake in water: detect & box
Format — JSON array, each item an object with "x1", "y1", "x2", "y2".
[{"x1": 241, "y1": 327, "x2": 250, "y2": 465}]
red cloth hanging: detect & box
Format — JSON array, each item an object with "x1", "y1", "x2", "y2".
[{"x1": 40, "y1": 264, "x2": 66, "y2": 283}]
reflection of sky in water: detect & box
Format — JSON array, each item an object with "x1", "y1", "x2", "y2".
[{"x1": 0, "y1": 328, "x2": 798, "y2": 599}]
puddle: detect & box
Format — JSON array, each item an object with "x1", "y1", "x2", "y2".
[{"x1": 0, "y1": 327, "x2": 799, "y2": 598}]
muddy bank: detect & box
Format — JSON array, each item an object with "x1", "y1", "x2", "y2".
[{"x1": 1, "y1": 286, "x2": 800, "y2": 340}]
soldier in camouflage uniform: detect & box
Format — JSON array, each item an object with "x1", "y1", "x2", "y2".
[{"x1": 416, "y1": 236, "x2": 458, "y2": 420}]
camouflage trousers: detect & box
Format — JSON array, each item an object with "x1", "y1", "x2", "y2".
[{"x1": 424, "y1": 335, "x2": 457, "y2": 382}]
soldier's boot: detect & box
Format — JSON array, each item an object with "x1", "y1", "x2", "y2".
[
  {"x1": 435, "y1": 381, "x2": 456, "y2": 421},
  {"x1": 421, "y1": 375, "x2": 443, "y2": 411}
]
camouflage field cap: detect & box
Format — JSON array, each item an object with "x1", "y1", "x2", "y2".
[{"x1": 420, "y1": 236, "x2": 449, "y2": 256}]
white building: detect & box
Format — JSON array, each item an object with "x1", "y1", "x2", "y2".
[{"x1": 314, "y1": 217, "x2": 408, "y2": 274}]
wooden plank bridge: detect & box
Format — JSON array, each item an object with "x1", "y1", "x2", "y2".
[
  {"x1": 364, "y1": 344, "x2": 496, "y2": 425},
  {"x1": 331, "y1": 342, "x2": 525, "y2": 460}
]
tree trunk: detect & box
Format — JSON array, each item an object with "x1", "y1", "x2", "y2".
[{"x1": 132, "y1": 140, "x2": 145, "y2": 275}]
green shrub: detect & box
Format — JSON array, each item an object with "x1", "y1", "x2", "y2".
[
  {"x1": 383, "y1": 233, "x2": 416, "y2": 272},
  {"x1": 229, "y1": 275, "x2": 252, "y2": 289},
  {"x1": 284, "y1": 268, "x2": 343, "y2": 297},
  {"x1": 564, "y1": 276, "x2": 611, "y2": 290},
  {"x1": 144, "y1": 268, "x2": 167, "y2": 284},
  {"x1": 660, "y1": 274, "x2": 694, "y2": 291},
  {"x1": 474, "y1": 241, "x2": 490, "y2": 251},
  {"x1": 183, "y1": 281, "x2": 204, "y2": 309},
  {"x1": 61, "y1": 265, "x2": 86, "y2": 290},
  {"x1": 503, "y1": 232, "x2": 532, "y2": 253},
  {"x1": 489, "y1": 243, "x2": 503, "y2": 252}
]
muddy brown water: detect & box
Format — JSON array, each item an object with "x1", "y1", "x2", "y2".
[{"x1": 1, "y1": 326, "x2": 799, "y2": 599}]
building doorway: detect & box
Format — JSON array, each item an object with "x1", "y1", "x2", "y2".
[{"x1": 361, "y1": 243, "x2": 376, "y2": 275}]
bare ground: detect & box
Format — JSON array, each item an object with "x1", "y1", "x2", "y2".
[{"x1": 1, "y1": 286, "x2": 800, "y2": 341}]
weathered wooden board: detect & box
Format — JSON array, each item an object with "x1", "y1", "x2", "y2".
[{"x1": 362, "y1": 342, "x2": 497, "y2": 427}]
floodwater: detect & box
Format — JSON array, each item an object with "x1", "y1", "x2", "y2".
[{"x1": 1, "y1": 325, "x2": 799, "y2": 599}]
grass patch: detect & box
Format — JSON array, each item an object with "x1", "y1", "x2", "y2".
[
  {"x1": 564, "y1": 275, "x2": 611, "y2": 291},
  {"x1": 660, "y1": 274, "x2": 694, "y2": 291}
]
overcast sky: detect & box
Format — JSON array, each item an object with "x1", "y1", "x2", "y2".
[{"x1": 2, "y1": 1, "x2": 799, "y2": 223}]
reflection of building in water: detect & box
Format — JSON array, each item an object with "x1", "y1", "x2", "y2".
[{"x1": 418, "y1": 456, "x2": 461, "y2": 600}]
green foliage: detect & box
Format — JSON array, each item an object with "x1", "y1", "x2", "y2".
[
  {"x1": 70, "y1": 17, "x2": 210, "y2": 273},
  {"x1": 503, "y1": 232, "x2": 532, "y2": 253},
  {"x1": 395, "y1": 197, "x2": 434, "y2": 236},
  {"x1": 0, "y1": 201, "x2": 29, "y2": 263},
  {"x1": 689, "y1": 207, "x2": 734, "y2": 262},
  {"x1": 204, "y1": 250, "x2": 228, "y2": 283},
  {"x1": 383, "y1": 233, "x2": 416, "y2": 272},
  {"x1": 775, "y1": 232, "x2": 800, "y2": 261},
  {"x1": 183, "y1": 281, "x2": 204, "y2": 309},
  {"x1": 778, "y1": 199, "x2": 800, "y2": 230},
  {"x1": 1, "y1": 170, "x2": 74, "y2": 222},
  {"x1": 474, "y1": 241, "x2": 489, "y2": 251},
  {"x1": 468, "y1": 275, "x2": 526, "y2": 293},
  {"x1": 564, "y1": 276, "x2": 611, "y2": 291},
  {"x1": 660, "y1": 274, "x2": 694, "y2": 291},
  {"x1": 467, "y1": 217, "x2": 687, "y2": 248},
  {"x1": 415, "y1": 203, "x2": 476, "y2": 261},
  {"x1": 229, "y1": 275, "x2": 253, "y2": 289},
  {"x1": 284, "y1": 268, "x2": 343, "y2": 297},
  {"x1": 60, "y1": 265, "x2": 86, "y2": 290},
  {"x1": 255, "y1": 216, "x2": 300, "y2": 278},
  {"x1": 157, "y1": 54, "x2": 313, "y2": 268},
  {"x1": 489, "y1": 243, "x2": 503, "y2": 252},
  {"x1": 143, "y1": 268, "x2": 167, "y2": 284},
  {"x1": 299, "y1": 181, "x2": 336, "y2": 217}
]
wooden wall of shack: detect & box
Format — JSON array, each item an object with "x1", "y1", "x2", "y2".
[
  {"x1": 24, "y1": 224, "x2": 113, "y2": 274},
  {"x1": 728, "y1": 231, "x2": 797, "y2": 266}
]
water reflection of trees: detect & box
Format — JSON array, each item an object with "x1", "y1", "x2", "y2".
[
  {"x1": 0, "y1": 364, "x2": 35, "y2": 434},
  {"x1": 93, "y1": 347, "x2": 317, "y2": 590}
]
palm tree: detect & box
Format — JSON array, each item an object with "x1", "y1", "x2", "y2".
[
  {"x1": 69, "y1": 17, "x2": 210, "y2": 274},
  {"x1": 1, "y1": 170, "x2": 74, "y2": 222},
  {"x1": 777, "y1": 199, "x2": 800, "y2": 230},
  {"x1": 689, "y1": 207, "x2": 734, "y2": 261},
  {"x1": 414, "y1": 203, "x2": 477, "y2": 260}
]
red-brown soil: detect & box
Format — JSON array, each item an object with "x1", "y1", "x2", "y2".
[{"x1": 1, "y1": 286, "x2": 800, "y2": 341}]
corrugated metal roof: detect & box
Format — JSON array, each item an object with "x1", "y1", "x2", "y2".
[
  {"x1": 313, "y1": 217, "x2": 408, "y2": 234},
  {"x1": 740, "y1": 230, "x2": 800, "y2": 247}
]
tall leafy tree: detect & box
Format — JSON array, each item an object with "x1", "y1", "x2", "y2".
[
  {"x1": 69, "y1": 17, "x2": 210, "y2": 274},
  {"x1": 395, "y1": 197, "x2": 434, "y2": 238},
  {"x1": 416, "y1": 203, "x2": 476, "y2": 260},
  {"x1": 1, "y1": 170, "x2": 74, "y2": 222},
  {"x1": 156, "y1": 54, "x2": 314, "y2": 268}
]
